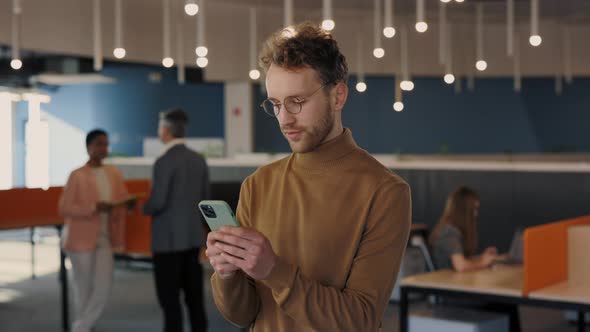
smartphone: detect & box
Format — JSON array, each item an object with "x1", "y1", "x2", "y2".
[{"x1": 198, "y1": 200, "x2": 240, "y2": 231}]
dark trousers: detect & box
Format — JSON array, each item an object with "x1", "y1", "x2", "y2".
[{"x1": 153, "y1": 248, "x2": 208, "y2": 332}]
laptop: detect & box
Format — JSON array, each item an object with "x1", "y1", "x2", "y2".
[{"x1": 495, "y1": 229, "x2": 524, "y2": 265}]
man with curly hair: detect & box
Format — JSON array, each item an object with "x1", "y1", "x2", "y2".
[{"x1": 206, "y1": 22, "x2": 411, "y2": 331}]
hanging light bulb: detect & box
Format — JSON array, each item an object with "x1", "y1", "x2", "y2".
[
  {"x1": 529, "y1": 35, "x2": 542, "y2": 47},
  {"x1": 113, "y1": 0, "x2": 126, "y2": 59},
  {"x1": 400, "y1": 80, "x2": 415, "y2": 91},
  {"x1": 195, "y1": 0, "x2": 208, "y2": 62},
  {"x1": 321, "y1": 0, "x2": 334, "y2": 31},
  {"x1": 356, "y1": 32, "x2": 367, "y2": 93},
  {"x1": 11, "y1": 0, "x2": 23, "y2": 70},
  {"x1": 415, "y1": 22, "x2": 428, "y2": 33},
  {"x1": 162, "y1": 0, "x2": 173, "y2": 68},
  {"x1": 416, "y1": 0, "x2": 428, "y2": 33},
  {"x1": 444, "y1": 74, "x2": 455, "y2": 84},
  {"x1": 393, "y1": 101, "x2": 404, "y2": 112},
  {"x1": 197, "y1": 57, "x2": 208, "y2": 68},
  {"x1": 529, "y1": 0, "x2": 542, "y2": 47},
  {"x1": 383, "y1": 27, "x2": 396, "y2": 38},
  {"x1": 356, "y1": 82, "x2": 367, "y2": 92},
  {"x1": 475, "y1": 4, "x2": 487, "y2": 72},
  {"x1": 162, "y1": 57, "x2": 174, "y2": 68},
  {"x1": 400, "y1": 26, "x2": 414, "y2": 92},
  {"x1": 476, "y1": 60, "x2": 487, "y2": 71},
  {"x1": 249, "y1": 8, "x2": 260, "y2": 80},
  {"x1": 113, "y1": 48, "x2": 126, "y2": 59},
  {"x1": 373, "y1": 0, "x2": 384, "y2": 58},
  {"x1": 10, "y1": 59, "x2": 22, "y2": 70},
  {"x1": 321, "y1": 19, "x2": 335, "y2": 31},
  {"x1": 443, "y1": 24, "x2": 454, "y2": 84},
  {"x1": 249, "y1": 69, "x2": 261, "y2": 80},
  {"x1": 195, "y1": 46, "x2": 208, "y2": 57},
  {"x1": 373, "y1": 48, "x2": 385, "y2": 58},
  {"x1": 184, "y1": 0, "x2": 199, "y2": 16},
  {"x1": 383, "y1": 0, "x2": 396, "y2": 38}
]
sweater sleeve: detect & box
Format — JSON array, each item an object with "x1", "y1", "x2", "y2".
[
  {"x1": 59, "y1": 171, "x2": 96, "y2": 219},
  {"x1": 260, "y1": 181, "x2": 412, "y2": 331},
  {"x1": 210, "y1": 176, "x2": 261, "y2": 328}
]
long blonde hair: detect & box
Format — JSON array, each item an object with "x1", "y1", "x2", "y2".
[{"x1": 429, "y1": 186, "x2": 480, "y2": 257}]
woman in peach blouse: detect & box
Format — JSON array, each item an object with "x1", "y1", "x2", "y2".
[{"x1": 59, "y1": 129, "x2": 134, "y2": 332}]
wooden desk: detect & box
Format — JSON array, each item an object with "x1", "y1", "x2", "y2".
[
  {"x1": 530, "y1": 282, "x2": 590, "y2": 305},
  {"x1": 401, "y1": 265, "x2": 523, "y2": 297},
  {"x1": 399, "y1": 266, "x2": 590, "y2": 332}
]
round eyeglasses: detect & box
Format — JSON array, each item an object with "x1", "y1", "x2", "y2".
[{"x1": 260, "y1": 84, "x2": 327, "y2": 117}]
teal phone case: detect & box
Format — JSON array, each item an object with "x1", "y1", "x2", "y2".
[{"x1": 198, "y1": 200, "x2": 240, "y2": 231}]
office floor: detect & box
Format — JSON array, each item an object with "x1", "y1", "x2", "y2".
[{"x1": 0, "y1": 230, "x2": 581, "y2": 332}]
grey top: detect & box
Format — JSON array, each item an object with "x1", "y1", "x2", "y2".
[
  {"x1": 432, "y1": 224, "x2": 464, "y2": 270},
  {"x1": 143, "y1": 144, "x2": 210, "y2": 253}
]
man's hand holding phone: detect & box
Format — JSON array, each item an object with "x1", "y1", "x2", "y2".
[
  {"x1": 208, "y1": 227, "x2": 277, "y2": 281},
  {"x1": 206, "y1": 231, "x2": 241, "y2": 279}
]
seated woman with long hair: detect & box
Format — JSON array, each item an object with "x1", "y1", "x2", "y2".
[
  {"x1": 429, "y1": 186, "x2": 520, "y2": 332},
  {"x1": 429, "y1": 186, "x2": 497, "y2": 271}
]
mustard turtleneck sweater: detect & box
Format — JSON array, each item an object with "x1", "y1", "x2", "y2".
[{"x1": 211, "y1": 128, "x2": 411, "y2": 331}]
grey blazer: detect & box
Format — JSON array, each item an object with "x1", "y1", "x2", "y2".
[{"x1": 143, "y1": 144, "x2": 210, "y2": 253}]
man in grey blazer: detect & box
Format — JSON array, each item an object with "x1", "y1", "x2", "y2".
[{"x1": 143, "y1": 108, "x2": 209, "y2": 332}]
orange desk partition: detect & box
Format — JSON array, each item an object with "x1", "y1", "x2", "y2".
[
  {"x1": 0, "y1": 187, "x2": 63, "y2": 229},
  {"x1": 523, "y1": 215, "x2": 590, "y2": 295},
  {"x1": 124, "y1": 179, "x2": 152, "y2": 255}
]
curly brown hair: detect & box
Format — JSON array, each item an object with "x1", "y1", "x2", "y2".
[{"x1": 259, "y1": 22, "x2": 348, "y2": 86}]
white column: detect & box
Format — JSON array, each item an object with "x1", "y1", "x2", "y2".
[
  {"x1": 0, "y1": 92, "x2": 20, "y2": 190},
  {"x1": 23, "y1": 93, "x2": 51, "y2": 189},
  {"x1": 224, "y1": 83, "x2": 253, "y2": 157}
]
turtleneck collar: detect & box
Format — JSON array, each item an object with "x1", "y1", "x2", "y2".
[{"x1": 292, "y1": 128, "x2": 359, "y2": 170}]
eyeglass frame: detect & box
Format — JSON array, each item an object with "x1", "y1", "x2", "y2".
[{"x1": 259, "y1": 83, "x2": 332, "y2": 117}]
